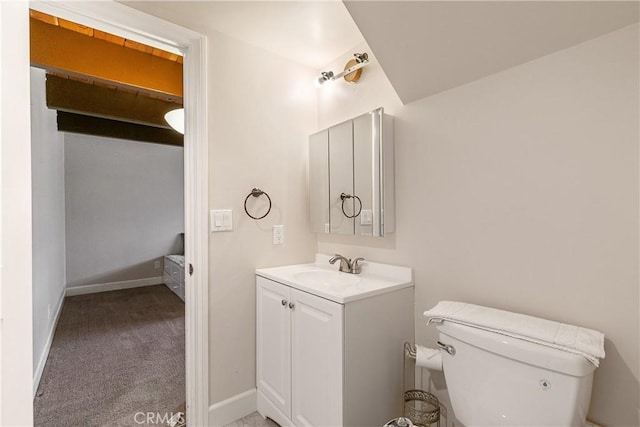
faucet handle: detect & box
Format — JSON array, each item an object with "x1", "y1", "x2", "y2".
[
  {"x1": 351, "y1": 257, "x2": 365, "y2": 274},
  {"x1": 329, "y1": 254, "x2": 344, "y2": 264}
]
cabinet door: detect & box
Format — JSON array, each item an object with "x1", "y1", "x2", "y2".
[
  {"x1": 353, "y1": 112, "x2": 374, "y2": 237},
  {"x1": 329, "y1": 120, "x2": 355, "y2": 235},
  {"x1": 309, "y1": 130, "x2": 330, "y2": 234},
  {"x1": 256, "y1": 277, "x2": 292, "y2": 417},
  {"x1": 291, "y1": 289, "x2": 344, "y2": 427}
]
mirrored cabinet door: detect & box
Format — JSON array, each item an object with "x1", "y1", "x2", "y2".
[
  {"x1": 329, "y1": 120, "x2": 355, "y2": 235},
  {"x1": 309, "y1": 130, "x2": 329, "y2": 233},
  {"x1": 353, "y1": 112, "x2": 374, "y2": 236}
]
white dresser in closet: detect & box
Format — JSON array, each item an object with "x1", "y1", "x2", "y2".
[{"x1": 163, "y1": 255, "x2": 185, "y2": 301}]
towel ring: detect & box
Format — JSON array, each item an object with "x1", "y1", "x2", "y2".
[
  {"x1": 244, "y1": 188, "x2": 272, "y2": 220},
  {"x1": 340, "y1": 193, "x2": 362, "y2": 218}
]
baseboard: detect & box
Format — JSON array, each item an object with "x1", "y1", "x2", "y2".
[
  {"x1": 65, "y1": 276, "x2": 164, "y2": 297},
  {"x1": 208, "y1": 388, "x2": 257, "y2": 427},
  {"x1": 33, "y1": 288, "x2": 65, "y2": 397}
]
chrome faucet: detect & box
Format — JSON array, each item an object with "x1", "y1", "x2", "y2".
[
  {"x1": 329, "y1": 254, "x2": 351, "y2": 272},
  {"x1": 329, "y1": 254, "x2": 365, "y2": 274}
]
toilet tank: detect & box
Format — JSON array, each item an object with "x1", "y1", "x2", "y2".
[{"x1": 436, "y1": 322, "x2": 596, "y2": 426}]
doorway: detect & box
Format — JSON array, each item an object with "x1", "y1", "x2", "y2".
[{"x1": 27, "y1": 1, "x2": 209, "y2": 425}]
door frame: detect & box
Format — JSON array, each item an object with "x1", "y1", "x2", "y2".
[{"x1": 28, "y1": 1, "x2": 210, "y2": 425}]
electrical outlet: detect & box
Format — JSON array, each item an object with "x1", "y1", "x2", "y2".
[
  {"x1": 360, "y1": 209, "x2": 373, "y2": 225},
  {"x1": 154, "y1": 260, "x2": 161, "y2": 269},
  {"x1": 273, "y1": 225, "x2": 284, "y2": 245}
]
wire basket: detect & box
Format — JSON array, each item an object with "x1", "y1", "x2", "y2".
[{"x1": 403, "y1": 389, "x2": 440, "y2": 427}]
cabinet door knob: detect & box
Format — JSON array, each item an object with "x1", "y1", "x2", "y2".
[
  {"x1": 289, "y1": 302, "x2": 295, "y2": 310},
  {"x1": 281, "y1": 299, "x2": 287, "y2": 306}
]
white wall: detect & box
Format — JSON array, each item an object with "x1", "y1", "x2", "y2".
[
  {"x1": 30, "y1": 68, "x2": 66, "y2": 386},
  {"x1": 317, "y1": 25, "x2": 639, "y2": 426},
  {"x1": 64, "y1": 134, "x2": 184, "y2": 288},
  {"x1": 0, "y1": 1, "x2": 34, "y2": 424},
  {"x1": 208, "y1": 30, "x2": 318, "y2": 404}
]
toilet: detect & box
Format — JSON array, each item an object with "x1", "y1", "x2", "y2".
[{"x1": 422, "y1": 301, "x2": 603, "y2": 427}]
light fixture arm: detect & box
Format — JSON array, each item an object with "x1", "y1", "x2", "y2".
[{"x1": 332, "y1": 58, "x2": 369, "y2": 80}]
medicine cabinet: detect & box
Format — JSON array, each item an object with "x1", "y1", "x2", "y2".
[{"x1": 309, "y1": 107, "x2": 394, "y2": 236}]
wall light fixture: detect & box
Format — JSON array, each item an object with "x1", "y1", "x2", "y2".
[
  {"x1": 164, "y1": 108, "x2": 184, "y2": 134},
  {"x1": 314, "y1": 52, "x2": 369, "y2": 88}
]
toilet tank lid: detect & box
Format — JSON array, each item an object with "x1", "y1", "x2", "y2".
[
  {"x1": 424, "y1": 301, "x2": 605, "y2": 367},
  {"x1": 438, "y1": 322, "x2": 597, "y2": 376}
]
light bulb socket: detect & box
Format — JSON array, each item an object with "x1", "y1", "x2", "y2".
[
  {"x1": 354, "y1": 52, "x2": 369, "y2": 63},
  {"x1": 314, "y1": 71, "x2": 335, "y2": 88},
  {"x1": 321, "y1": 71, "x2": 334, "y2": 81}
]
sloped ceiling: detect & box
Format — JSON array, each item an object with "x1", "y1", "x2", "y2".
[{"x1": 344, "y1": 1, "x2": 640, "y2": 104}]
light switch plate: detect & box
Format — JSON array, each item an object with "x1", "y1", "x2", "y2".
[{"x1": 210, "y1": 209, "x2": 233, "y2": 232}]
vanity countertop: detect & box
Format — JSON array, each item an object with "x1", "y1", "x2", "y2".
[{"x1": 256, "y1": 254, "x2": 413, "y2": 304}]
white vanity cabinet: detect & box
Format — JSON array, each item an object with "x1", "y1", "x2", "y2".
[
  {"x1": 257, "y1": 276, "x2": 343, "y2": 427},
  {"x1": 256, "y1": 258, "x2": 414, "y2": 427}
]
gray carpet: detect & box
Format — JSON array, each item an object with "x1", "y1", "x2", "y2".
[
  {"x1": 34, "y1": 285, "x2": 185, "y2": 427},
  {"x1": 224, "y1": 412, "x2": 279, "y2": 427}
]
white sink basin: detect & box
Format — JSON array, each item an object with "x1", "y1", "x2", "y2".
[
  {"x1": 293, "y1": 270, "x2": 361, "y2": 287},
  {"x1": 256, "y1": 255, "x2": 413, "y2": 304}
]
